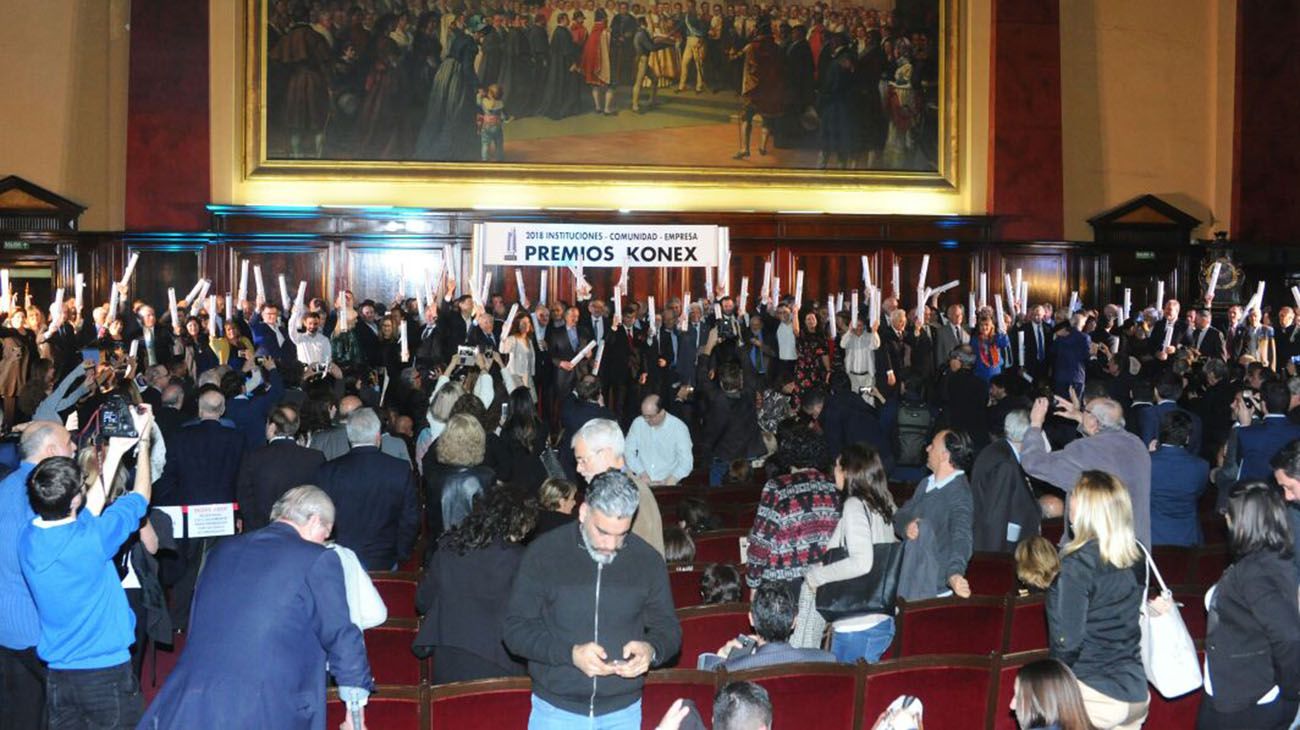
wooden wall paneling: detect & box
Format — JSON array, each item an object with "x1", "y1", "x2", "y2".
[
  {"x1": 999, "y1": 251, "x2": 1068, "y2": 311},
  {"x1": 347, "y1": 243, "x2": 448, "y2": 307},
  {"x1": 123, "y1": 243, "x2": 205, "y2": 315},
  {"x1": 231, "y1": 241, "x2": 333, "y2": 308}
]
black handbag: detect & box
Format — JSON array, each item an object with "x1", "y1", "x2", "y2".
[{"x1": 814, "y1": 504, "x2": 905, "y2": 622}]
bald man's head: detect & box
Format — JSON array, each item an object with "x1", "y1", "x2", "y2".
[
  {"x1": 338, "y1": 395, "x2": 363, "y2": 416},
  {"x1": 198, "y1": 390, "x2": 226, "y2": 419}
]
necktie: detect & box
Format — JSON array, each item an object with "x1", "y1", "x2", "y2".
[
  {"x1": 754, "y1": 337, "x2": 765, "y2": 374},
  {"x1": 1196, "y1": 328, "x2": 1207, "y2": 350},
  {"x1": 669, "y1": 331, "x2": 677, "y2": 366},
  {"x1": 568, "y1": 328, "x2": 578, "y2": 351},
  {"x1": 1035, "y1": 325, "x2": 1043, "y2": 360}
]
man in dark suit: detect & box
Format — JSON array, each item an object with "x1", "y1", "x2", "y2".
[
  {"x1": 1149, "y1": 410, "x2": 1210, "y2": 546},
  {"x1": 819, "y1": 371, "x2": 888, "y2": 463},
  {"x1": 875, "y1": 309, "x2": 909, "y2": 398},
  {"x1": 1231, "y1": 379, "x2": 1300, "y2": 485},
  {"x1": 939, "y1": 346, "x2": 991, "y2": 450},
  {"x1": 547, "y1": 305, "x2": 594, "y2": 428},
  {"x1": 352, "y1": 300, "x2": 384, "y2": 366},
  {"x1": 1275, "y1": 306, "x2": 1300, "y2": 368},
  {"x1": 1138, "y1": 372, "x2": 1203, "y2": 454},
  {"x1": 1015, "y1": 305, "x2": 1052, "y2": 380},
  {"x1": 933, "y1": 303, "x2": 971, "y2": 371},
  {"x1": 249, "y1": 303, "x2": 294, "y2": 363},
  {"x1": 438, "y1": 293, "x2": 477, "y2": 352},
  {"x1": 1148, "y1": 298, "x2": 1188, "y2": 357},
  {"x1": 124, "y1": 305, "x2": 176, "y2": 368},
  {"x1": 1050, "y1": 312, "x2": 1094, "y2": 398},
  {"x1": 559, "y1": 375, "x2": 616, "y2": 480},
  {"x1": 676, "y1": 304, "x2": 708, "y2": 388},
  {"x1": 739, "y1": 314, "x2": 775, "y2": 393},
  {"x1": 236, "y1": 404, "x2": 327, "y2": 533},
  {"x1": 1188, "y1": 309, "x2": 1227, "y2": 361},
  {"x1": 155, "y1": 389, "x2": 247, "y2": 628},
  {"x1": 466, "y1": 311, "x2": 501, "y2": 352},
  {"x1": 139, "y1": 486, "x2": 374, "y2": 730},
  {"x1": 600, "y1": 304, "x2": 646, "y2": 424},
  {"x1": 155, "y1": 383, "x2": 187, "y2": 444},
  {"x1": 315, "y1": 408, "x2": 420, "y2": 571},
  {"x1": 969, "y1": 410, "x2": 1040, "y2": 553}
]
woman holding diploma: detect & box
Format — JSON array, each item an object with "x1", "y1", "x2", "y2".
[
  {"x1": 793, "y1": 309, "x2": 831, "y2": 392},
  {"x1": 210, "y1": 319, "x2": 255, "y2": 371},
  {"x1": 971, "y1": 316, "x2": 1010, "y2": 382},
  {"x1": 176, "y1": 316, "x2": 217, "y2": 379},
  {"x1": 500, "y1": 313, "x2": 537, "y2": 401}
]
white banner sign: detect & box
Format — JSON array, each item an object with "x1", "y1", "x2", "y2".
[{"x1": 481, "y1": 222, "x2": 721, "y2": 267}]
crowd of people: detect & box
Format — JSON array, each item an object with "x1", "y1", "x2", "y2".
[
  {"x1": 266, "y1": 0, "x2": 939, "y2": 168},
  {"x1": 0, "y1": 264, "x2": 1298, "y2": 730}
]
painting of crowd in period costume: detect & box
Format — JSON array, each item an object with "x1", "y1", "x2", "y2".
[{"x1": 259, "y1": 0, "x2": 943, "y2": 171}]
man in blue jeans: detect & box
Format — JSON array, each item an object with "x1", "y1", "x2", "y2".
[{"x1": 19, "y1": 409, "x2": 153, "y2": 729}]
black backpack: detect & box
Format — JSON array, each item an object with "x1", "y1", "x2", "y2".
[{"x1": 895, "y1": 400, "x2": 933, "y2": 467}]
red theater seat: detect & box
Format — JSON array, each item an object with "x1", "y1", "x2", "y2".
[
  {"x1": 965, "y1": 552, "x2": 1018, "y2": 596},
  {"x1": 989, "y1": 651, "x2": 1050, "y2": 730},
  {"x1": 896, "y1": 596, "x2": 1006, "y2": 657},
  {"x1": 1040, "y1": 518, "x2": 1064, "y2": 544},
  {"x1": 653, "y1": 486, "x2": 696, "y2": 517},
  {"x1": 673, "y1": 603, "x2": 752, "y2": 668},
  {"x1": 429, "y1": 677, "x2": 532, "y2": 729},
  {"x1": 642, "y1": 670, "x2": 718, "y2": 729},
  {"x1": 326, "y1": 687, "x2": 421, "y2": 730},
  {"x1": 692, "y1": 529, "x2": 749, "y2": 565},
  {"x1": 365, "y1": 622, "x2": 423, "y2": 686},
  {"x1": 863, "y1": 655, "x2": 994, "y2": 730},
  {"x1": 1002, "y1": 594, "x2": 1048, "y2": 654},
  {"x1": 1191, "y1": 545, "x2": 1229, "y2": 587},
  {"x1": 1152, "y1": 546, "x2": 1195, "y2": 586},
  {"x1": 728, "y1": 662, "x2": 862, "y2": 730},
  {"x1": 372, "y1": 576, "x2": 419, "y2": 619},
  {"x1": 668, "y1": 566, "x2": 705, "y2": 609}
]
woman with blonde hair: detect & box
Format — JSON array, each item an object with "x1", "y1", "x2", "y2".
[{"x1": 1048, "y1": 471, "x2": 1148, "y2": 730}]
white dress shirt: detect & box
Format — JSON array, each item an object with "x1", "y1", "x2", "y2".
[
  {"x1": 288, "y1": 309, "x2": 332, "y2": 366},
  {"x1": 624, "y1": 412, "x2": 694, "y2": 484}
]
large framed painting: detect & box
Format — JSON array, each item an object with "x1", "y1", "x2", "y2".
[{"x1": 245, "y1": 0, "x2": 958, "y2": 188}]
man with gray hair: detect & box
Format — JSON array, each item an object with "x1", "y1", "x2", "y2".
[
  {"x1": 1023, "y1": 394, "x2": 1152, "y2": 546},
  {"x1": 314, "y1": 407, "x2": 419, "y2": 570},
  {"x1": 140, "y1": 486, "x2": 373, "y2": 729},
  {"x1": 573, "y1": 418, "x2": 665, "y2": 556},
  {"x1": 969, "y1": 409, "x2": 1041, "y2": 553},
  {"x1": 504, "y1": 470, "x2": 681, "y2": 729}
]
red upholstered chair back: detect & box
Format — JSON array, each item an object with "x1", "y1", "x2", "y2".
[
  {"x1": 668, "y1": 566, "x2": 706, "y2": 610},
  {"x1": 1152, "y1": 546, "x2": 1195, "y2": 586},
  {"x1": 365, "y1": 621, "x2": 423, "y2": 686},
  {"x1": 727, "y1": 662, "x2": 862, "y2": 730},
  {"x1": 428, "y1": 677, "x2": 532, "y2": 729},
  {"x1": 654, "y1": 487, "x2": 696, "y2": 517},
  {"x1": 1001, "y1": 594, "x2": 1048, "y2": 654},
  {"x1": 372, "y1": 576, "x2": 419, "y2": 619},
  {"x1": 862, "y1": 655, "x2": 995, "y2": 730},
  {"x1": 965, "y1": 552, "x2": 1018, "y2": 596},
  {"x1": 327, "y1": 687, "x2": 422, "y2": 730},
  {"x1": 1040, "y1": 518, "x2": 1064, "y2": 544},
  {"x1": 672, "y1": 603, "x2": 752, "y2": 668},
  {"x1": 641, "y1": 670, "x2": 718, "y2": 729},
  {"x1": 988, "y1": 650, "x2": 1049, "y2": 730},
  {"x1": 692, "y1": 529, "x2": 749, "y2": 565},
  {"x1": 1145, "y1": 649, "x2": 1205, "y2": 727},
  {"x1": 896, "y1": 596, "x2": 1007, "y2": 657}
]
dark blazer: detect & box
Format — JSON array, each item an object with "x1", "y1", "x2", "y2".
[
  {"x1": 547, "y1": 324, "x2": 594, "y2": 397},
  {"x1": 1015, "y1": 321, "x2": 1052, "y2": 378},
  {"x1": 1189, "y1": 326, "x2": 1227, "y2": 361},
  {"x1": 128, "y1": 325, "x2": 177, "y2": 367},
  {"x1": 677, "y1": 321, "x2": 707, "y2": 387},
  {"x1": 1276, "y1": 324, "x2": 1300, "y2": 367},
  {"x1": 1149, "y1": 318, "x2": 1188, "y2": 354},
  {"x1": 1148, "y1": 444, "x2": 1209, "y2": 547},
  {"x1": 421, "y1": 458, "x2": 497, "y2": 548},
  {"x1": 875, "y1": 326, "x2": 908, "y2": 391},
  {"x1": 236, "y1": 438, "x2": 327, "y2": 532},
  {"x1": 226, "y1": 369, "x2": 286, "y2": 451},
  {"x1": 819, "y1": 389, "x2": 888, "y2": 463},
  {"x1": 932, "y1": 321, "x2": 970, "y2": 370},
  {"x1": 940, "y1": 368, "x2": 991, "y2": 449},
  {"x1": 699, "y1": 382, "x2": 764, "y2": 463},
  {"x1": 156, "y1": 419, "x2": 247, "y2": 506},
  {"x1": 138, "y1": 522, "x2": 372, "y2": 730},
  {"x1": 250, "y1": 318, "x2": 293, "y2": 361},
  {"x1": 315, "y1": 445, "x2": 420, "y2": 571},
  {"x1": 893, "y1": 472, "x2": 975, "y2": 593},
  {"x1": 1204, "y1": 549, "x2": 1300, "y2": 714},
  {"x1": 1235, "y1": 414, "x2": 1300, "y2": 482},
  {"x1": 1137, "y1": 400, "x2": 1203, "y2": 455},
  {"x1": 969, "y1": 439, "x2": 1040, "y2": 553},
  {"x1": 414, "y1": 539, "x2": 528, "y2": 682}
]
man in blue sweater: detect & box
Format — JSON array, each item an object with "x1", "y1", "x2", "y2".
[
  {"x1": 0, "y1": 421, "x2": 76, "y2": 730},
  {"x1": 19, "y1": 409, "x2": 153, "y2": 730}
]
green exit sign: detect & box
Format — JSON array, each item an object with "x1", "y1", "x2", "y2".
[
  {"x1": 1135, "y1": 251, "x2": 1156, "y2": 260},
  {"x1": 2, "y1": 241, "x2": 29, "y2": 251}
]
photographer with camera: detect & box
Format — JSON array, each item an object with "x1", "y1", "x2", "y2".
[{"x1": 17, "y1": 406, "x2": 154, "y2": 729}]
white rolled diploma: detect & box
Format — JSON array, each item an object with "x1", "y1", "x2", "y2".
[
  {"x1": 891, "y1": 263, "x2": 900, "y2": 299},
  {"x1": 168, "y1": 288, "x2": 179, "y2": 326},
  {"x1": 1162, "y1": 321, "x2": 1174, "y2": 350},
  {"x1": 51, "y1": 288, "x2": 64, "y2": 315},
  {"x1": 850, "y1": 290, "x2": 859, "y2": 329},
  {"x1": 647, "y1": 296, "x2": 657, "y2": 336},
  {"x1": 827, "y1": 296, "x2": 837, "y2": 338},
  {"x1": 870, "y1": 287, "x2": 882, "y2": 328},
  {"x1": 480, "y1": 272, "x2": 493, "y2": 305},
  {"x1": 128, "y1": 338, "x2": 138, "y2": 360},
  {"x1": 191, "y1": 280, "x2": 210, "y2": 316},
  {"x1": 225, "y1": 294, "x2": 233, "y2": 323},
  {"x1": 1123, "y1": 288, "x2": 1132, "y2": 321},
  {"x1": 705, "y1": 266, "x2": 714, "y2": 300},
  {"x1": 836, "y1": 292, "x2": 844, "y2": 313},
  {"x1": 995, "y1": 296, "x2": 1006, "y2": 334},
  {"x1": 979, "y1": 273, "x2": 987, "y2": 308},
  {"x1": 516, "y1": 270, "x2": 528, "y2": 307},
  {"x1": 238, "y1": 260, "x2": 249, "y2": 303},
  {"x1": 208, "y1": 295, "x2": 218, "y2": 338},
  {"x1": 1156, "y1": 281, "x2": 1165, "y2": 312},
  {"x1": 501, "y1": 304, "x2": 519, "y2": 351},
  {"x1": 968, "y1": 292, "x2": 976, "y2": 322},
  {"x1": 120, "y1": 252, "x2": 139, "y2": 287},
  {"x1": 107, "y1": 285, "x2": 118, "y2": 322},
  {"x1": 75, "y1": 272, "x2": 84, "y2": 313},
  {"x1": 771, "y1": 277, "x2": 780, "y2": 309},
  {"x1": 592, "y1": 341, "x2": 607, "y2": 374},
  {"x1": 567, "y1": 339, "x2": 597, "y2": 367},
  {"x1": 1069, "y1": 292, "x2": 1079, "y2": 313},
  {"x1": 794, "y1": 270, "x2": 804, "y2": 309},
  {"x1": 253, "y1": 266, "x2": 265, "y2": 302},
  {"x1": 915, "y1": 287, "x2": 927, "y2": 322},
  {"x1": 278, "y1": 275, "x2": 291, "y2": 312},
  {"x1": 399, "y1": 313, "x2": 409, "y2": 362},
  {"x1": 1018, "y1": 330, "x2": 1025, "y2": 366},
  {"x1": 861, "y1": 255, "x2": 872, "y2": 291},
  {"x1": 917, "y1": 254, "x2": 930, "y2": 291},
  {"x1": 713, "y1": 303, "x2": 722, "y2": 322},
  {"x1": 738, "y1": 276, "x2": 749, "y2": 314},
  {"x1": 539, "y1": 270, "x2": 548, "y2": 305},
  {"x1": 1019, "y1": 282, "x2": 1029, "y2": 317},
  {"x1": 184, "y1": 278, "x2": 205, "y2": 305},
  {"x1": 295, "y1": 281, "x2": 307, "y2": 310},
  {"x1": 1207, "y1": 263, "x2": 1221, "y2": 300},
  {"x1": 1004, "y1": 273, "x2": 1015, "y2": 312},
  {"x1": 1291, "y1": 286, "x2": 1300, "y2": 312},
  {"x1": 614, "y1": 288, "x2": 623, "y2": 326},
  {"x1": 761, "y1": 261, "x2": 773, "y2": 299}
]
